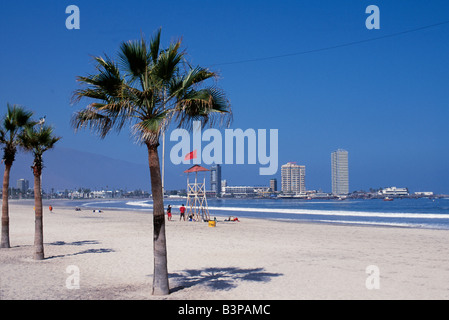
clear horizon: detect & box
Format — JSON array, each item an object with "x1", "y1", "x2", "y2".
[{"x1": 1, "y1": 1, "x2": 448, "y2": 194}]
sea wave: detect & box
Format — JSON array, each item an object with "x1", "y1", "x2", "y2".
[
  {"x1": 81, "y1": 200, "x2": 123, "y2": 207},
  {"x1": 207, "y1": 206, "x2": 449, "y2": 219},
  {"x1": 126, "y1": 200, "x2": 153, "y2": 208},
  {"x1": 312, "y1": 220, "x2": 449, "y2": 229},
  {"x1": 124, "y1": 200, "x2": 449, "y2": 219}
]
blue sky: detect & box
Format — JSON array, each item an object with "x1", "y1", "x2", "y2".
[{"x1": 1, "y1": 0, "x2": 449, "y2": 193}]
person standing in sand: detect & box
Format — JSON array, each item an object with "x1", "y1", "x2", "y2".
[
  {"x1": 179, "y1": 204, "x2": 186, "y2": 221},
  {"x1": 167, "y1": 205, "x2": 172, "y2": 221}
]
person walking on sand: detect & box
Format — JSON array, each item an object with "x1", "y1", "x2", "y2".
[
  {"x1": 167, "y1": 205, "x2": 172, "y2": 221},
  {"x1": 179, "y1": 204, "x2": 186, "y2": 221},
  {"x1": 49, "y1": 205, "x2": 53, "y2": 213}
]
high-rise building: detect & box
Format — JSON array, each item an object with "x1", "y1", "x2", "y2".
[
  {"x1": 331, "y1": 149, "x2": 349, "y2": 195},
  {"x1": 17, "y1": 179, "x2": 29, "y2": 194},
  {"x1": 281, "y1": 162, "x2": 305, "y2": 194},
  {"x1": 210, "y1": 164, "x2": 222, "y2": 197},
  {"x1": 269, "y1": 178, "x2": 277, "y2": 192}
]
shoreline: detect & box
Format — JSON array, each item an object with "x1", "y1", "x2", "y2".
[
  {"x1": 15, "y1": 198, "x2": 449, "y2": 231},
  {"x1": 1, "y1": 202, "x2": 449, "y2": 299},
  {"x1": 10, "y1": 198, "x2": 423, "y2": 230}
]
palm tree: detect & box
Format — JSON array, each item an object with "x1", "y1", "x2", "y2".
[
  {"x1": 71, "y1": 28, "x2": 231, "y2": 295},
  {"x1": 0, "y1": 104, "x2": 33, "y2": 248},
  {"x1": 19, "y1": 123, "x2": 60, "y2": 260}
]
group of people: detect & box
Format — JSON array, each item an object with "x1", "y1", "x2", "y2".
[
  {"x1": 166, "y1": 204, "x2": 240, "y2": 223},
  {"x1": 166, "y1": 204, "x2": 195, "y2": 221}
]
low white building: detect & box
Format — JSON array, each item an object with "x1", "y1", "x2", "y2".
[
  {"x1": 414, "y1": 191, "x2": 434, "y2": 196},
  {"x1": 222, "y1": 186, "x2": 255, "y2": 196},
  {"x1": 379, "y1": 187, "x2": 409, "y2": 196}
]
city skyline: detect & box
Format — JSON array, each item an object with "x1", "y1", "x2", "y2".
[
  {"x1": 6, "y1": 171, "x2": 438, "y2": 200},
  {"x1": 6, "y1": 145, "x2": 444, "y2": 196},
  {"x1": 1, "y1": 1, "x2": 448, "y2": 194}
]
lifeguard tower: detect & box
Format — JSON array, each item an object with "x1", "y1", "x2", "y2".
[{"x1": 184, "y1": 165, "x2": 210, "y2": 222}]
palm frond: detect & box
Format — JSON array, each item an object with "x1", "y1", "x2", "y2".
[
  {"x1": 118, "y1": 39, "x2": 151, "y2": 83},
  {"x1": 0, "y1": 128, "x2": 5, "y2": 144},
  {"x1": 2, "y1": 103, "x2": 34, "y2": 134},
  {"x1": 150, "y1": 28, "x2": 162, "y2": 64},
  {"x1": 19, "y1": 124, "x2": 61, "y2": 155},
  {"x1": 72, "y1": 55, "x2": 124, "y2": 105},
  {"x1": 19, "y1": 124, "x2": 60, "y2": 173},
  {"x1": 132, "y1": 110, "x2": 168, "y2": 145},
  {"x1": 71, "y1": 107, "x2": 113, "y2": 138},
  {"x1": 153, "y1": 39, "x2": 184, "y2": 84},
  {"x1": 168, "y1": 66, "x2": 216, "y2": 99},
  {"x1": 173, "y1": 86, "x2": 232, "y2": 130},
  {"x1": 71, "y1": 98, "x2": 138, "y2": 139},
  {"x1": 0, "y1": 104, "x2": 34, "y2": 163}
]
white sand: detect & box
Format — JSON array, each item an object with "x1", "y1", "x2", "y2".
[{"x1": 1, "y1": 200, "x2": 449, "y2": 300}]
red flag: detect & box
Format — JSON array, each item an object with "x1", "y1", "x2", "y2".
[{"x1": 184, "y1": 150, "x2": 197, "y2": 161}]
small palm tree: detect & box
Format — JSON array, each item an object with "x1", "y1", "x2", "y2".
[
  {"x1": 19, "y1": 123, "x2": 60, "y2": 260},
  {"x1": 0, "y1": 104, "x2": 33, "y2": 248},
  {"x1": 71, "y1": 28, "x2": 231, "y2": 295}
]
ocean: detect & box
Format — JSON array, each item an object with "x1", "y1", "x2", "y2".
[{"x1": 68, "y1": 197, "x2": 449, "y2": 230}]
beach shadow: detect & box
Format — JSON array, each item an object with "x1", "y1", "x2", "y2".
[
  {"x1": 169, "y1": 267, "x2": 282, "y2": 293},
  {"x1": 46, "y1": 240, "x2": 114, "y2": 259},
  {"x1": 49, "y1": 240, "x2": 100, "y2": 246},
  {"x1": 71, "y1": 248, "x2": 115, "y2": 256}
]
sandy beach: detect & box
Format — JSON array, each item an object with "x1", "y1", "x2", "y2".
[{"x1": 1, "y1": 200, "x2": 449, "y2": 300}]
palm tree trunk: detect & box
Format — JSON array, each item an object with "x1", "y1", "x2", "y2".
[
  {"x1": 1, "y1": 162, "x2": 12, "y2": 248},
  {"x1": 146, "y1": 142, "x2": 169, "y2": 295},
  {"x1": 33, "y1": 166, "x2": 44, "y2": 260}
]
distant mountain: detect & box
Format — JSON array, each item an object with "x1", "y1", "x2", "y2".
[
  {"x1": 4, "y1": 146, "x2": 182, "y2": 192},
  {"x1": 3, "y1": 146, "x2": 271, "y2": 193}
]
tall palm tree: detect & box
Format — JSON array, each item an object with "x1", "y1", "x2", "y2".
[
  {"x1": 19, "y1": 123, "x2": 60, "y2": 260},
  {"x1": 71, "y1": 28, "x2": 231, "y2": 295},
  {"x1": 0, "y1": 104, "x2": 33, "y2": 248}
]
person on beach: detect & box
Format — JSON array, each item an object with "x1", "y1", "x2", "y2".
[
  {"x1": 179, "y1": 204, "x2": 186, "y2": 221},
  {"x1": 49, "y1": 205, "x2": 53, "y2": 213},
  {"x1": 167, "y1": 205, "x2": 172, "y2": 221}
]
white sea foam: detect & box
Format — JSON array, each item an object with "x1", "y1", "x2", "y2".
[
  {"x1": 271, "y1": 218, "x2": 425, "y2": 228},
  {"x1": 81, "y1": 200, "x2": 122, "y2": 207},
  {"x1": 208, "y1": 206, "x2": 449, "y2": 219},
  {"x1": 316, "y1": 220, "x2": 438, "y2": 228},
  {"x1": 124, "y1": 201, "x2": 449, "y2": 220},
  {"x1": 126, "y1": 201, "x2": 153, "y2": 208}
]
